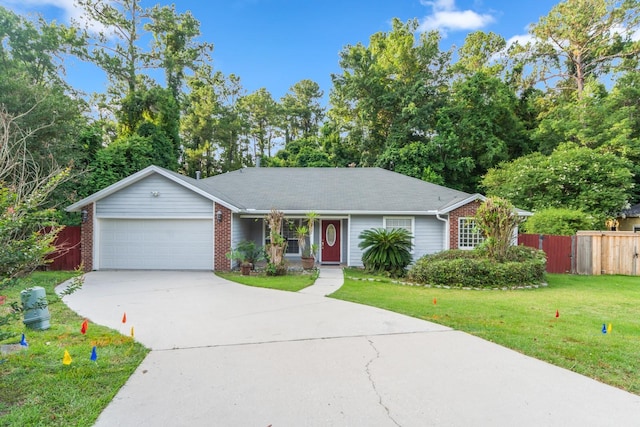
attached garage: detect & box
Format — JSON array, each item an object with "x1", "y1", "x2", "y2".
[
  {"x1": 65, "y1": 168, "x2": 231, "y2": 271},
  {"x1": 98, "y1": 219, "x2": 213, "y2": 270}
]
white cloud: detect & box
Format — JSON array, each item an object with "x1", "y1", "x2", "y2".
[
  {"x1": 506, "y1": 33, "x2": 534, "y2": 49},
  {"x1": 418, "y1": 0, "x2": 495, "y2": 36},
  {"x1": 0, "y1": 0, "x2": 110, "y2": 34}
]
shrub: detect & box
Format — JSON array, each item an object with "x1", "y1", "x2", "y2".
[
  {"x1": 358, "y1": 228, "x2": 413, "y2": 277},
  {"x1": 521, "y1": 208, "x2": 597, "y2": 235},
  {"x1": 474, "y1": 196, "x2": 522, "y2": 261},
  {"x1": 408, "y1": 246, "x2": 546, "y2": 288}
]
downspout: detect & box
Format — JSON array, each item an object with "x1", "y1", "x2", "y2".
[{"x1": 436, "y1": 213, "x2": 449, "y2": 250}]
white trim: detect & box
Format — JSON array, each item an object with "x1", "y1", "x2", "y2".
[
  {"x1": 347, "y1": 214, "x2": 352, "y2": 266},
  {"x1": 92, "y1": 203, "x2": 99, "y2": 270},
  {"x1": 458, "y1": 217, "x2": 484, "y2": 250},
  {"x1": 320, "y1": 218, "x2": 342, "y2": 264},
  {"x1": 95, "y1": 214, "x2": 214, "y2": 220},
  {"x1": 383, "y1": 216, "x2": 415, "y2": 254},
  {"x1": 66, "y1": 165, "x2": 239, "y2": 213}
]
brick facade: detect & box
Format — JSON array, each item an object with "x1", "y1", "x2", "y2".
[
  {"x1": 214, "y1": 203, "x2": 232, "y2": 271},
  {"x1": 448, "y1": 200, "x2": 482, "y2": 250},
  {"x1": 80, "y1": 203, "x2": 94, "y2": 271}
]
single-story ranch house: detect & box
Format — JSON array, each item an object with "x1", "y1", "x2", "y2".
[{"x1": 66, "y1": 165, "x2": 528, "y2": 271}]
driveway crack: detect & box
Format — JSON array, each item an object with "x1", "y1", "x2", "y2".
[{"x1": 366, "y1": 338, "x2": 401, "y2": 427}]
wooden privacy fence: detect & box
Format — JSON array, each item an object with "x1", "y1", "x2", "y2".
[
  {"x1": 46, "y1": 226, "x2": 81, "y2": 271},
  {"x1": 518, "y1": 234, "x2": 574, "y2": 273},
  {"x1": 575, "y1": 231, "x2": 640, "y2": 276}
]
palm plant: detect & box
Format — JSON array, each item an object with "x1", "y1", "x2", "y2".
[{"x1": 358, "y1": 228, "x2": 413, "y2": 277}]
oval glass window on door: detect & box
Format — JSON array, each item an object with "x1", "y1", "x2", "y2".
[{"x1": 326, "y1": 224, "x2": 336, "y2": 246}]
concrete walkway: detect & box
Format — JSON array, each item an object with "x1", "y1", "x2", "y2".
[
  {"x1": 58, "y1": 269, "x2": 640, "y2": 426},
  {"x1": 299, "y1": 265, "x2": 345, "y2": 296}
]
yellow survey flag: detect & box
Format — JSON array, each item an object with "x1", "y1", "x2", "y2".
[{"x1": 63, "y1": 350, "x2": 72, "y2": 365}]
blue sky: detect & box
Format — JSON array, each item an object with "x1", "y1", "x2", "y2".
[{"x1": 0, "y1": 0, "x2": 561, "y2": 103}]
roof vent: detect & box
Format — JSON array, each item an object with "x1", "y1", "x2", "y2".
[{"x1": 196, "y1": 171, "x2": 201, "y2": 180}]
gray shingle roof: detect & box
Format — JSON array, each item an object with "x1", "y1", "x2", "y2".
[{"x1": 187, "y1": 167, "x2": 473, "y2": 214}]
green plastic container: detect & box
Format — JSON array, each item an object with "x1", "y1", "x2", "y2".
[{"x1": 21, "y1": 286, "x2": 51, "y2": 330}]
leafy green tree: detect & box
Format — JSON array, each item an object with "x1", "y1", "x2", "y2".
[
  {"x1": 239, "y1": 88, "x2": 281, "y2": 158},
  {"x1": 518, "y1": 0, "x2": 640, "y2": 96},
  {"x1": 144, "y1": 4, "x2": 213, "y2": 101},
  {"x1": 521, "y1": 208, "x2": 597, "y2": 235},
  {"x1": 329, "y1": 18, "x2": 450, "y2": 166},
  {"x1": 281, "y1": 80, "x2": 324, "y2": 143},
  {"x1": 0, "y1": 7, "x2": 89, "y2": 182},
  {"x1": 482, "y1": 143, "x2": 634, "y2": 224},
  {"x1": 358, "y1": 228, "x2": 413, "y2": 277},
  {"x1": 88, "y1": 135, "x2": 154, "y2": 190}
]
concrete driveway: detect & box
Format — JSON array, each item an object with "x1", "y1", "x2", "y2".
[{"x1": 60, "y1": 270, "x2": 640, "y2": 426}]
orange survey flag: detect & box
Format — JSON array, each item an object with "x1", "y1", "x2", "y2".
[
  {"x1": 80, "y1": 319, "x2": 88, "y2": 334},
  {"x1": 122, "y1": 312, "x2": 127, "y2": 323}
]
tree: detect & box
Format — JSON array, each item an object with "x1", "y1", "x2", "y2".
[
  {"x1": 0, "y1": 7, "x2": 89, "y2": 183},
  {"x1": 281, "y1": 80, "x2": 324, "y2": 144},
  {"x1": 0, "y1": 108, "x2": 67, "y2": 285},
  {"x1": 474, "y1": 197, "x2": 522, "y2": 261},
  {"x1": 239, "y1": 88, "x2": 281, "y2": 159},
  {"x1": 482, "y1": 143, "x2": 635, "y2": 223},
  {"x1": 519, "y1": 0, "x2": 640, "y2": 96},
  {"x1": 329, "y1": 18, "x2": 451, "y2": 166}
]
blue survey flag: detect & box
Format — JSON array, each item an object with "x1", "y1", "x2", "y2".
[
  {"x1": 602, "y1": 323, "x2": 607, "y2": 334},
  {"x1": 20, "y1": 333, "x2": 27, "y2": 347},
  {"x1": 90, "y1": 346, "x2": 97, "y2": 361}
]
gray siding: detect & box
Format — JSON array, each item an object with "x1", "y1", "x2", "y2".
[
  {"x1": 97, "y1": 174, "x2": 213, "y2": 218},
  {"x1": 413, "y1": 216, "x2": 445, "y2": 260},
  {"x1": 348, "y1": 215, "x2": 445, "y2": 267},
  {"x1": 349, "y1": 215, "x2": 384, "y2": 267}
]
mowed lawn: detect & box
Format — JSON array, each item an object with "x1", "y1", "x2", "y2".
[
  {"x1": 331, "y1": 270, "x2": 640, "y2": 395},
  {"x1": 0, "y1": 272, "x2": 149, "y2": 426}
]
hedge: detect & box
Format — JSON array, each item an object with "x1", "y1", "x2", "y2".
[{"x1": 407, "y1": 246, "x2": 546, "y2": 288}]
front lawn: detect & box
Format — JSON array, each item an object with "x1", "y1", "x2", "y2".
[
  {"x1": 216, "y1": 269, "x2": 318, "y2": 292},
  {"x1": 0, "y1": 272, "x2": 149, "y2": 426},
  {"x1": 332, "y1": 269, "x2": 640, "y2": 395}
]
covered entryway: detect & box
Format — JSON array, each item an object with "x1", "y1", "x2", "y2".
[{"x1": 98, "y1": 219, "x2": 213, "y2": 270}]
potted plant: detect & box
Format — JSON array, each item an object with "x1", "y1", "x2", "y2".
[
  {"x1": 225, "y1": 249, "x2": 252, "y2": 275},
  {"x1": 225, "y1": 241, "x2": 264, "y2": 276}
]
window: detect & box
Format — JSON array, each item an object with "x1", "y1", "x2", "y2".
[
  {"x1": 458, "y1": 217, "x2": 484, "y2": 249},
  {"x1": 384, "y1": 217, "x2": 414, "y2": 252},
  {"x1": 384, "y1": 217, "x2": 413, "y2": 233},
  {"x1": 265, "y1": 219, "x2": 300, "y2": 255}
]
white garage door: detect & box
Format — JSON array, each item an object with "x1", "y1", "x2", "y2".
[{"x1": 99, "y1": 219, "x2": 214, "y2": 270}]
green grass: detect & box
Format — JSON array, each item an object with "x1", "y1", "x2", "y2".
[
  {"x1": 0, "y1": 272, "x2": 149, "y2": 426},
  {"x1": 333, "y1": 268, "x2": 640, "y2": 395},
  {"x1": 216, "y1": 269, "x2": 319, "y2": 292}
]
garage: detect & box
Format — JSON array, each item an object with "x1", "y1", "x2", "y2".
[{"x1": 98, "y1": 219, "x2": 214, "y2": 270}]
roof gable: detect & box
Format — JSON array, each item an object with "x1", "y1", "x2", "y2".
[{"x1": 65, "y1": 166, "x2": 237, "y2": 212}]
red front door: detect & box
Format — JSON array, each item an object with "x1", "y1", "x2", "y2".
[{"x1": 321, "y1": 220, "x2": 341, "y2": 263}]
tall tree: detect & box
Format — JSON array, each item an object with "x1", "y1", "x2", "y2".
[
  {"x1": 281, "y1": 79, "x2": 324, "y2": 144},
  {"x1": 239, "y1": 88, "x2": 281, "y2": 158},
  {"x1": 519, "y1": 0, "x2": 640, "y2": 96},
  {"x1": 329, "y1": 18, "x2": 450, "y2": 166}
]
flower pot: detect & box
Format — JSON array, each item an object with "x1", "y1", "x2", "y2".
[
  {"x1": 301, "y1": 256, "x2": 315, "y2": 270},
  {"x1": 241, "y1": 263, "x2": 252, "y2": 276}
]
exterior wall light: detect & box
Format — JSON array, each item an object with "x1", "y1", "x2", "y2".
[
  {"x1": 81, "y1": 209, "x2": 88, "y2": 223},
  {"x1": 216, "y1": 210, "x2": 223, "y2": 223}
]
